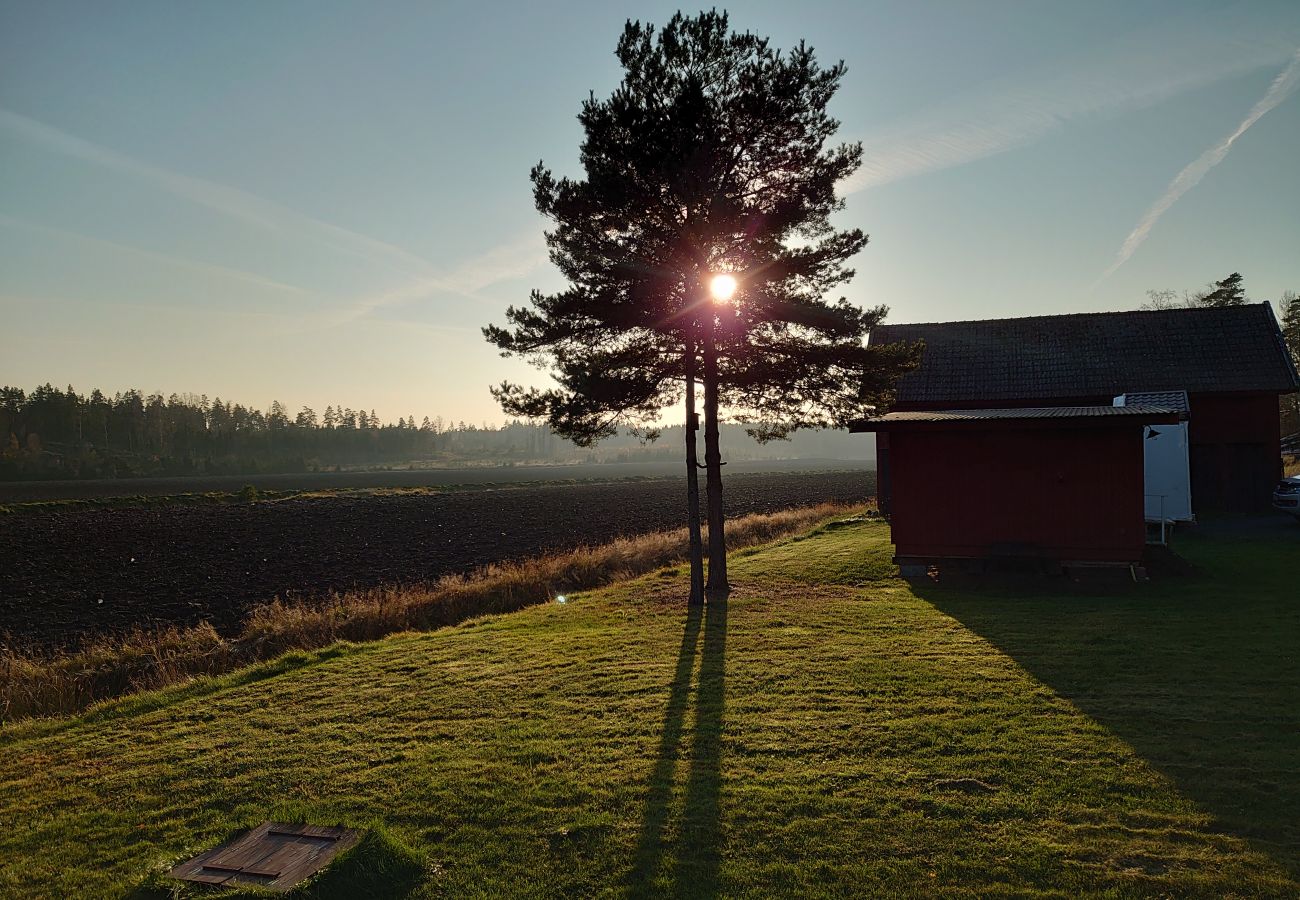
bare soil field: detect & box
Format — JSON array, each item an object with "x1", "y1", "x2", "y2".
[
  {"x1": 0, "y1": 469, "x2": 873, "y2": 648},
  {"x1": 0, "y1": 457, "x2": 869, "y2": 502}
]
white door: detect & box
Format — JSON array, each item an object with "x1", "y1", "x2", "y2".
[{"x1": 1143, "y1": 422, "x2": 1193, "y2": 522}]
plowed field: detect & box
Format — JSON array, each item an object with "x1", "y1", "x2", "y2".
[{"x1": 1, "y1": 469, "x2": 873, "y2": 647}]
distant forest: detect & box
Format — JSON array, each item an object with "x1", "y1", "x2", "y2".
[{"x1": 0, "y1": 384, "x2": 872, "y2": 481}]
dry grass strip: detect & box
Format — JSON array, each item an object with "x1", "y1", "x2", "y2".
[{"x1": 1, "y1": 502, "x2": 857, "y2": 722}]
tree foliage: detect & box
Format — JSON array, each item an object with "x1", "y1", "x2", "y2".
[
  {"x1": 1142, "y1": 272, "x2": 1250, "y2": 310},
  {"x1": 1281, "y1": 290, "x2": 1300, "y2": 437},
  {"x1": 1279, "y1": 290, "x2": 1300, "y2": 361},
  {"x1": 484, "y1": 11, "x2": 918, "y2": 445},
  {"x1": 1198, "y1": 272, "x2": 1247, "y2": 308}
]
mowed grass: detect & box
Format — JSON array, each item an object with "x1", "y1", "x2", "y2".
[{"x1": 1, "y1": 516, "x2": 1297, "y2": 897}]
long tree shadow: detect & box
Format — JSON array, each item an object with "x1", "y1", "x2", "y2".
[
  {"x1": 675, "y1": 598, "x2": 727, "y2": 893},
  {"x1": 629, "y1": 599, "x2": 728, "y2": 898},
  {"x1": 910, "y1": 538, "x2": 1300, "y2": 879}
]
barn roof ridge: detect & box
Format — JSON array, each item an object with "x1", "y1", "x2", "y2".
[
  {"x1": 870, "y1": 300, "x2": 1276, "y2": 332},
  {"x1": 871, "y1": 301, "x2": 1298, "y2": 402}
]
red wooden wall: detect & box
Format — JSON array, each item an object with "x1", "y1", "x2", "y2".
[
  {"x1": 888, "y1": 425, "x2": 1147, "y2": 563},
  {"x1": 1186, "y1": 392, "x2": 1282, "y2": 513},
  {"x1": 892, "y1": 392, "x2": 1286, "y2": 512}
]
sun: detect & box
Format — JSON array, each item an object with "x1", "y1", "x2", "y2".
[{"x1": 709, "y1": 273, "x2": 737, "y2": 302}]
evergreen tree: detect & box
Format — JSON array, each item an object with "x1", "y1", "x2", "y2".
[
  {"x1": 484, "y1": 11, "x2": 918, "y2": 600},
  {"x1": 1197, "y1": 272, "x2": 1247, "y2": 307},
  {"x1": 1280, "y1": 291, "x2": 1300, "y2": 360},
  {"x1": 268, "y1": 400, "x2": 289, "y2": 428},
  {"x1": 1281, "y1": 291, "x2": 1300, "y2": 436},
  {"x1": 88, "y1": 389, "x2": 110, "y2": 444}
]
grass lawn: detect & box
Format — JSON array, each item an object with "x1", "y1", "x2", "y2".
[{"x1": 1, "y1": 515, "x2": 1297, "y2": 897}]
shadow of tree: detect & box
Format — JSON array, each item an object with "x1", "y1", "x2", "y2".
[
  {"x1": 911, "y1": 548, "x2": 1300, "y2": 879},
  {"x1": 629, "y1": 600, "x2": 728, "y2": 898},
  {"x1": 675, "y1": 599, "x2": 727, "y2": 893}
]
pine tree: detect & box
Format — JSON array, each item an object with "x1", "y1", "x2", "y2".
[
  {"x1": 1280, "y1": 291, "x2": 1300, "y2": 360},
  {"x1": 485, "y1": 11, "x2": 918, "y2": 601},
  {"x1": 268, "y1": 400, "x2": 289, "y2": 429},
  {"x1": 1281, "y1": 291, "x2": 1300, "y2": 436},
  {"x1": 1197, "y1": 272, "x2": 1247, "y2": 307}
]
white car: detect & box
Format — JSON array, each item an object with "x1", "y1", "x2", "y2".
[{"x1": 1274, "y1": 475, "x2": 1300, "y2": 520}]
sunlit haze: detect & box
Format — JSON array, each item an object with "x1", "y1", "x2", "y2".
[{"x1": 3, "y1": 0, "x2": 1298, "y2": 424}]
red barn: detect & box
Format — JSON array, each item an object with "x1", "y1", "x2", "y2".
[
  {"x1": 853, "y1": 406, "x2": 1178, "y2": 568},
  {"x1": 869, "y1": 303, "x2": 1300, "y2": 513}
]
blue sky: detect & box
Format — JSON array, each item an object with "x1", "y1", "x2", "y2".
[{"x1": 3, "y1": 0, "x2": 1298, "y2": 424}]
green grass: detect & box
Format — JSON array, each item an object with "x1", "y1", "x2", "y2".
[{"x1": 1, "y1": 517, "x2": 1296, "y2": 897}]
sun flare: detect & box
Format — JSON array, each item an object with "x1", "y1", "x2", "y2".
[{"x1": 709, "y1": 273, "x2": 737, "y2": 302}]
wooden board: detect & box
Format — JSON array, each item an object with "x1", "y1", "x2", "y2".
[{"x1": 168, "y1": 821, "x2": 361, "y2": 892}]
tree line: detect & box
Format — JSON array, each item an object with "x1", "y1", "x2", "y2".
[
  {"x1": 0, "y1": 385, "x2": 567, "y2": 480},
  {"x1": 0, "y1": 384, "x2": 873, "y2": 482}
]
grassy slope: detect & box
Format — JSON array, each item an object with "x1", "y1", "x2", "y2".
[{"x1": 1, "y1": 517, "x2": 1297, "y2": 898}]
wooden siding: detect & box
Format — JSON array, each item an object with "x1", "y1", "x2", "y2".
[{"x1": 887, "y1": 424, "x2": 1147, "y2": 563}]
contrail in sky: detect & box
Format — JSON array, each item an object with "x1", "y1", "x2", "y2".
[
  {"x1": 0, "y1": 214, "x2": 306, "y2": 295},
  {"x1": 0, "y1": 108, "x2": 549, "y2": 321},
  {"x1": 331, "y1": 233, "x2": 548, "y2": 327},
  {"x1": 0, "y1": 108, "x2": 436, "y2": 276},
  {"x1": 840, "y1": 16, "x2": 1299, "y2": 196},
  {"x1": 1100, "y1": 46, "x2": 1300, "y2": 279}
]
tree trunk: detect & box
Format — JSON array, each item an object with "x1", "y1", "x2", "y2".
[
  {"x1": 684, "y1": 334, "x2": 705, "y2": 606},
  {"x1": 702, "y1": 322, "x2": 729, "y2": 600}
]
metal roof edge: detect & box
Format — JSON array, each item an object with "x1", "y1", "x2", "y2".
[{"x1": 852, "y1": 405, "x2": 1181, "y2": 431}]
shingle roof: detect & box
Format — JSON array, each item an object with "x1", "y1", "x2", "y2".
[
  {"x1": 850, "y1": 405, "x2": 1179, "y2": 431},
  {"x1": 871, "y1": 303, "x2": 1299, "y2": 405}
]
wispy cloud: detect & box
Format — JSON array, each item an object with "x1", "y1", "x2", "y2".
[
  {"x1": 0, "y1": 108, "x2": 435, "y2": 276},
  {"x1": 840, "y1": 16, "x2": 1300, "y2": 195},
  {"x1": 1100, "y1": 46, "x2": 1300, "y2": 279},
  {"x1": 0, "y1": 214, "x2": 306, "y2": 295},
  {"x1": 328, "y1": 233, "x2": 548, "y2": 327},
  {"x1": 0, "y1": 109, "x2": 550, "y2": 323}
]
